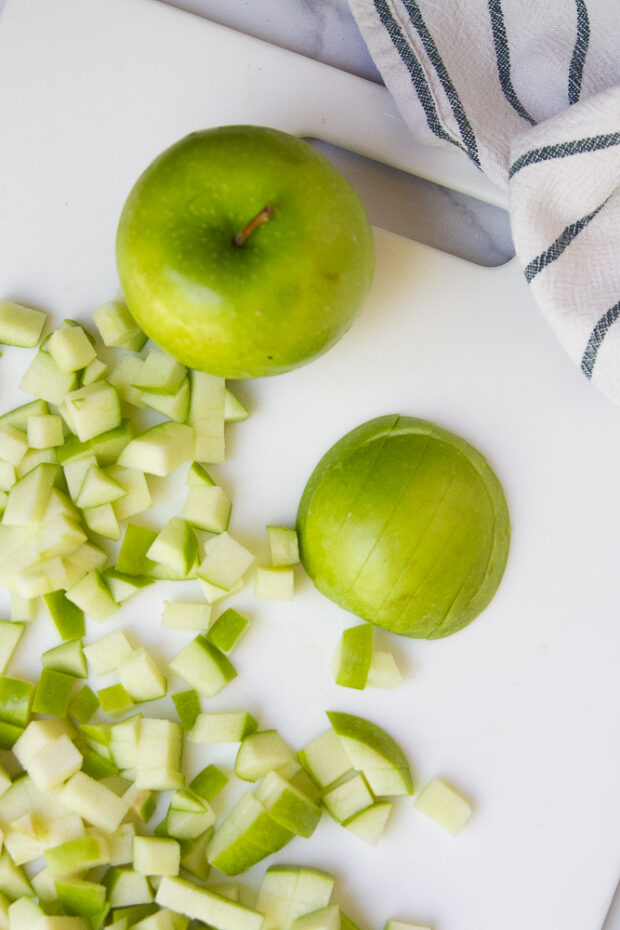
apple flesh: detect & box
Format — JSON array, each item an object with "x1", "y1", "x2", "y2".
[
  {"x1": 116, "y1": 126, "x2": 374, "y2": 378},
  {"x1": 297, "y1": 415, "x2": 510, "y2": 638},
  {"x1": 327, "y1": 711, "x2": 413, "y2": 797}
]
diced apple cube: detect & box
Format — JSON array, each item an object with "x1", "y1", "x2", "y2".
[
  {"x1": 297, "y1": 730, "x2": 353, "y2": 790},
  {"x1": 147, "y1": 518, "x2": 198, "y2": 578},
  {"x1": 92, "y1": 300, "x2": 146, "y2": 350},
  {"x1": 141, "y1": 378, "x2": 190, "y2": 422},
  {"x1": 131, "y1": 348, "x2": 186, "y2": 395},
  {"x1": 0, "y1": 425, "x2": 28, "y2": 466},
  {"x1": 169, "y1": 636, "x2": 236, "y2": 699},
  {"x1": 155, "y1": 875, "x2": 264, "y2": 930},
  {"x1": 254, "y1": 566, "x2": 295, "y2": 601},
  {"x1": 182, "y1": 485, "x2": 231, "y2": 533},
  {"x1": 48, "y1": 324, "x2": 96, "y2": 372},
  {"x1": 186, "y1": 461, "x2": 215, "y2": 487},
  {"x1": 107, "y1": 821, "x2": 137, "y2": 866},
  {"x1": 256, "y1": 865, "x2": 335, "y2": 930},
  {"x1": 193, "y1": 419, "x2": 225, "y2": 465},
  {"x1": 118, "y1": 648, "x2": 167, "y2": 703},
  {"x1": 60, "y1": 772, "x2": 130, "y2": 833},
  {"x1": 188, "y1": 371, "x2": 225, "y2": 420},
  {"x1": 27, "y1": 415, "x2": 64, "y2": 449},
  {"x1": 413, "y1": 776, "x2": 472, "y2": 836},
  {"x1": 63, "y1": 456, "x2": 97, "y2": 501},
  {"x1": 2, "y1": 462, "x2": 57, "y2": 526},
  {"x1": 13, "y1": 718, "x2": 75, "y2": 769},
  {"x1": 235, "y1": 730, "x2": 294, "y2": 782},
  {"x1": 189, "y1": 712, "x2": 258, "y2": 744},
  {"x1": 84, "y1": 631, "x2": 134, "y2": 676},
  {"x1": 321, "y1": 773, "x2": 374, "y2": 823},
  {"x1": 266, "y1": 526, "x2": 299, "y2": 566},
  {"x1": 27, "y1": 735, "x2": 82, "y2": 791},
  {"x1": 205, "y1": 608, "x2": 249, "y2": 654},
  {"x1": 162, "y1": 602, "x2": 211, "y2": 631},
  {"x1": 0, "y1": 300, "x2": 47, "y2": 347},
  {"x1": 76, "y1": 465, "x2": 125, "y2": 508},
  {"x1": 197, "y1": 532, "x2": 254, "y2": 591},
  {"x1": 45, "y1": 833, "x2": 110, "y2": 878},
  {"x1": 20, "y1": 349, "x2": 78, "y2": 406},
  {"x1": 108, "y1": 354, "x2": 147, "y2": 408},
  {"x1": 103, "y1": 866, "x2": 153, "y2": 908},
  {"x1": 117, "y1": 423, "x2": 195, "y2": 476},
  {"x1": 133, "y1": 836, "x2": 180, "y2": 877},
  {"x1": 13, "y1": 557, "x2": 67, "y2": 598},
  {"x1": 81, "y1": 357, "x2": 108, "y2": 385},
  {"x1": 66, "y1": 571, "x2": 118, "y2": 623},
  {"x1": 342, "y1": 800, "x2": 392, "y2": 845},
  {"x1": 64, "y1": 382, "x2": 121, "y2": 443},
  {"x1": 108, "y1": 465, "x2": 151, "y2": 520},
  {"x1": 366, "y1": 651, "x2": 403, "y2": 689},
  {"x1": 198, "y1": 577, "x2": 244, "y2": 605}
]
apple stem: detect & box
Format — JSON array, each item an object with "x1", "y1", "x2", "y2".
[{"x1": 233, "y1": 204, "x2": 274, "y2": 247}]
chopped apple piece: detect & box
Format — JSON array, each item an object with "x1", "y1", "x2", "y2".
[{"x1": 413, "y1": 776, "x2": 472, "y2": 836}]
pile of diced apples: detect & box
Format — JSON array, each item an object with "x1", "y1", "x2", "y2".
[{"x1": 0, "y1": 298, "x2": 472, "y2": 929}]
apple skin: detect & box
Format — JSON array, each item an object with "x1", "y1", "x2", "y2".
[
  {"x1": 297, "y1": 415, "x2": 510, "y2": 639},
  {"x1": 327, "y1": 711, "x2": 413, "y2": 795},
  {"x1": 116, "y1": 126, "x2": 374, "y2": 378}
]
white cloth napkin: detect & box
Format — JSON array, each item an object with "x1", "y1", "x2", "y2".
[{"x1": 347, "y1": 0, "x2": 620, "y2": 405}]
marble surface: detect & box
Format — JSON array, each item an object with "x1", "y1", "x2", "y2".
[
  {"x1": 158, "y1": 0, "x2": 515, "y2": 267},
  {"x1": 162, "y1": 0, "x2": 382, "y2": 83}
]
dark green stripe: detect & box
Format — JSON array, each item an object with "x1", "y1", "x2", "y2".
[
  {"x1": 568, "y1": 0, "x2": 590, "y2": 105},
  {"x1": 373, "y1": 0, "x2": 467, "y2": 154},
  {"x1": 581, "y1": 301, "x2": 620, "y2": 378},
  {"x1": 402, "y1": 0, "x2": 480, "y2": 166},
  {"x1": 488, "y1": 0, "x2": 536, "y2": 125},
  {"x1": 509, "y1": 132, "x2": 620, "y2": 179},
  {"x1": 524, "y1": 198, "x2": 608, "y2": 282}
]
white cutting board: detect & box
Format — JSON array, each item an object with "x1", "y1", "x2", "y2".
[{"x1": 0, "y1": 1, "x2": 618, "y2": 929}]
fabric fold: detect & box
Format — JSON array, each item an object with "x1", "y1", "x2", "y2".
[{"x1": 347, "y1": 0, "x2": 620, "y2": 405}]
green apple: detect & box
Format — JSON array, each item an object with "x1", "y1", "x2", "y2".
[
  {"x1": 327, "y1": 711, "x2": 413, "y2": 797},
  {"x1": 297, "y1": 415, "x2": 510, "y2": 638},
  {"x1": 116, "y1": 126, "x2": 374, "y2": 378}
]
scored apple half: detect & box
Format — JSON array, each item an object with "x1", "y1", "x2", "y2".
[
  {"x1": 116, "y1": 126, "x2": 374, "y2": 379},
  {"x1": 297, "y1": 415, "x2": 510, "y2": 638}
]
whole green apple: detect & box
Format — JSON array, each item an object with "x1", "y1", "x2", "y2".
[
  {"x1": 116, "y1": 126, "x2": 374, "y2": 378},
  {"x1": 297, "y1": 415, "x2": 510, "y2": 638}
]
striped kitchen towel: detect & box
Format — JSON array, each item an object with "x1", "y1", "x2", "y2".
[{"x1": 347, "y1": 0, "x2": 620, "y2": 405}]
